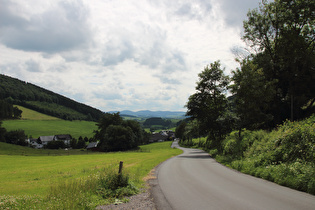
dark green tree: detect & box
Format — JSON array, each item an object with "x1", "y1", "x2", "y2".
[
  {"x1": 70, "y1": 138, "x2": 77, "y2": 149},
  {"x1": 76, "y1": 138, "x2": 86, "y2": 149},
  {"x1": 0, "y1": 121, "x2": 7, "y2": 142},
  {"x1": 185, "y1": 61, "x2": 230, "y2": 150},
  {"x1": 123, "y1": 120, "x2": 143, "y2": 146},
  {"x1": 231, "y1": 59, "x2": 277, "y2": 130},
  {"x1": 98, "y1": 125, "x2": 135, "y2": 152},
  {"x1": 243, "y1": 0, "x2": 315, "y2": 122},
  {"x1": 4, "y1": 129, "x2": 26, "y2": 145},
  {"x1": 46, "y1": 140, "x2": 65, "y2": 149},
  {"x1": 175, "y1": 121, "x2": 187, "y2": 140},
  {"x1": 94, "y1": 112, "x2": 147, "y2": 152}
]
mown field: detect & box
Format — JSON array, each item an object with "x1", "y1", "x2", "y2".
[
  {"x1": 0, "y1": 141, "x2": 182, "y2": 209},
  {"x1": 2, "y1": 106, "x2": 97, "y2": 139}
]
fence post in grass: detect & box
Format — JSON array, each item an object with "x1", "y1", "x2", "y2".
[{"x1": 118, "y1": 161, "x2": 123, "y2": 174}]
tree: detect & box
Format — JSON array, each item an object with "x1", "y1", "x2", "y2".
[
  {"x1": 231, "y1": 58, "x2": 277, "y2": 130},
  {"x1": 46, "y1": 140, "x2": 65, "y2": 149},
  {"x1": 70, "y1": 138, "x2": 77, "y2": 148},
  {"x1": 0, "y1": 121, "x2": 7, "y2": 142},
  {"x1": 100, "y1": 125, "x2": 135, "y2": 152},
  {"x1": 94, "y1": 112, "x2": 147, "y2": 152},
  {"x1": 4, "y1": 129, "x2": 26, "y2": 145},
  {"x1": 76, "y1": 138, "x2": 86, "y2": 149},
  {"x1": 185, "y1": 61, "x2": 230, "y2": 149},
  {"x1": 243, "y1": 0, "x2": 315, "y2": 122},
  {"x1": 175, "y1": 121, "x2": 187, "y2": 140}
]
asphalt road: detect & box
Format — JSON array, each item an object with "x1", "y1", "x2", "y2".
[{"x1": 152, "y1": 141, "x2": 315, "y2": 210}]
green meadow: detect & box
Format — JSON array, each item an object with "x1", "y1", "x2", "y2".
[
  {"x1": 2, "y1": 106, "x2": 97, "y2": 139},
  {"x1": 0, "y1": 106, "x2": 183, "y2": 208},
  {"x1": 0, "y1": 142, "x2": 182, "y2": 208}
]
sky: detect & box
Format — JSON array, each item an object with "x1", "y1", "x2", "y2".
[{"x1": 0, "y1": 0, "x2": 263, "y2": 112}]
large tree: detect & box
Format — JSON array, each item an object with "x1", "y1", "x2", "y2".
[
  {"x1": 231, "y1": 58, "x2": 276, "y2": 130},
  {"x1": 243, "y1": 0, "x2": 315, "y2": 122},
  {"x1": 94, "y1": 112, "x2": 147, "y2": 152},
  {"x1": 185, "y1": 61, "x2": 230, "y2": 149}
]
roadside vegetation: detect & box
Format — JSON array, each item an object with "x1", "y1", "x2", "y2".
[
  {"x1": 180, "y1": 115, "x2": 315, "y2": 194},
  {"x1": 0, "y1": 142, "x2": 182, "y2": 209},
  {"x1": 177, "y1": 0, "x2": 315, "y2": 195}
]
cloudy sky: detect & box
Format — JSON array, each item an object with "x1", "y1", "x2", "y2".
[{"x1": 0, "y1": 0, "x2": 263, "y2": 112}]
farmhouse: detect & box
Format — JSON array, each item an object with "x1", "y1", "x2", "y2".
[
  {"x1": 27, "y1": 138, "x2": 43, "y2": 149},
  {"x1": 86, "y1": 141, "x2": 99, "y2": 151},
  {"x1": 38, "y1": 136, "x2": 55, "y2": 145},
  {"x1": 36, "y1": 134, "x2": 72, "y2": 148},
  {"x1": 149, "y1": 130, "x2": 175, "y2": 143},
  {"x1": 54, "y1": 134, "x2": 72, "y2": 145}
]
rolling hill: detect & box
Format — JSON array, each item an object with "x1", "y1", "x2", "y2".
[{"x1": 0, "y1": 74, "x2": 103, "y2": 121}]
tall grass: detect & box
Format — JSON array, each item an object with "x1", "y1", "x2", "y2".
[{"x1": 0, "y1": 166, "x2": 137, "y2": 209}]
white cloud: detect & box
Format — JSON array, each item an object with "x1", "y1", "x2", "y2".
[{"x1": 0, "y1": 0, "x2": 263, "y2": 112}]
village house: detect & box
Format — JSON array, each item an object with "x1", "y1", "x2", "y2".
[
  {"x1": 86, "y1": 141, "x2": 99, "y2": 151},
  {"x1": 149, "y1": 130, "x2": 176, "y2": 143},
  {"x1": 54, "y1": 134, "x2": 72, "y2": 145},
  {"x1": 27, "y1": 138, "x2": 43, "y2": 149},
  {"x1": 35, "y1": 134, "x2": 72, "y2": 148},
  {"x1": 38, "y1": 135, "x2": 55, "y2": 146}
]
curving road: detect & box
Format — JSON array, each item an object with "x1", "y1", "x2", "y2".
[{"x1": 151, "y1": 141, "x2": 315, "y2": 210}]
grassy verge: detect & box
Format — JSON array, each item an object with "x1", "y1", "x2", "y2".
[
  {"x1": 180, "y1": 115, "x2": 315, "y2": 195},
  {"x1": 0, "y1": 141, "x2": 182, "y2": 209}
]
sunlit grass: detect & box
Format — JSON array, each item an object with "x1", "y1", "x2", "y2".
[
  {"x1": 0, "y1": 142, "x2": 182, "y2": 196},
  {"x1": 2, "y1": 119, "x2": 97, "y2": 139}
]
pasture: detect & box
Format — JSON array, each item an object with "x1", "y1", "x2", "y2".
[
  {"x1": 0, "y1": 142, "x2": 181, "y2": 195},
  {"x1": 0, "y1": 141, "x2": 182, "y2": 209},
  {"x1": 2, "y1": 106, "x2": 97, "y2": 139}
]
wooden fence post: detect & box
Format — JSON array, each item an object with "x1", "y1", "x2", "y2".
[{"x1": 118, "y1": 161, "x2": 123, "y2": 174}]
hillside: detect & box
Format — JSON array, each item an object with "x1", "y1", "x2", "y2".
[{"x1": 0, "y1": 74, "x2": 103, "y2": 121}]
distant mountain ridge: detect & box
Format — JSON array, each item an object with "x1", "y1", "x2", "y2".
[{"x1": 110, "y1": 110, "x2": 186, "y2": 118}]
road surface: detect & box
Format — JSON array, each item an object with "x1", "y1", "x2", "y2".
[{"x1": 152, "y1": 141, "x2": 315, "y2": 210}]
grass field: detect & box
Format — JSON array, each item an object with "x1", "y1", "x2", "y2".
[
  {"x1": 2, "y1": 106, "x2": 97, "y2": 139},
  {"x1": 0, "y1": 142, "x2": 181, "y2": 196},
  {"x1": 0, "y1": 106, "x2": 183, "y2": 208},
  {"x1": 3, "y1": 119, "x2": 97, "y2": 139},
  {"x1": 16, "y1": 105, "x2": 60, "y2": 120}
]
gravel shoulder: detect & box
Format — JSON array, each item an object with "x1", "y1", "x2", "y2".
[{"x1": 96, "y1": 191, "x2": 156, "y2": 210}]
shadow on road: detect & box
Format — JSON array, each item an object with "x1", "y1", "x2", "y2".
[{"x1": 177, "y1": 154, "x2": 212, "y2": 159}]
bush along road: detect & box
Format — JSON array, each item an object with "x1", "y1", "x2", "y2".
[{"x1": 152, "y1": 141, "x2": 315, "y2": 210}]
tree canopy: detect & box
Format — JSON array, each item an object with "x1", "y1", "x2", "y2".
[
  {"x1": 243, "y1": 0, "x2": 315, "y2": 123},
  {"x1": 182, "y1": 0, "x2": 315, "y2": 151},
  {"x1": 185, "y1": 61, "x2": 230, "y2": 149},
  {"x1": 94, "y1": 112, "x2": 149, "y2": 152}
]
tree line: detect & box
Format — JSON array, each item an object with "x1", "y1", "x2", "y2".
[
  {"x1": 0, "y1": 75, "x2": 103, "y2": 121},
  {"x1": 0, "y1": 100, "x2": 22, "y2": 120},
  {"x1": 179, "y1": 0, "x2": 314, "y2": 152}
]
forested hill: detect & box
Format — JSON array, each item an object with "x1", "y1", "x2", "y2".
[{"x1": 0, "y1": 74, "x2": 103, "y2": 121}]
